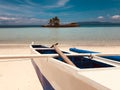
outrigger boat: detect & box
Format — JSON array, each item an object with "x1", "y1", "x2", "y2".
[
  {"x1": 29, "y1": 43, "x2": 120, "y2": 90},
  {"x1": 0, "y1": 44, "x2": 120, "y2": 90}
]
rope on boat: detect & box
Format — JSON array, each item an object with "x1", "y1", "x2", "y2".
[{"x1": 51, "y1": 43, "x2": 76, "y2": 67}]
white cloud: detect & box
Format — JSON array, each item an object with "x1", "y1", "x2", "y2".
[
  {"x1": 25, "y1": 0, "x2": 39, "y2": 6},
  {"x1": 0, "y1": 3, "x2": 44, "y2": 18},
  {"x1": 24, "y1": 0, "x2": 69, "y2": 8},
  {"x1": 0, "y1": 16, "x2": 47, "y2": 25},
  {"x1": 0, "y1": 0, "x2": 71, "y2": 24},
  {"x1": 111, "y1": 15, "x2": 120, "y2": 20},
  {"x1": 44, "y1": 0, "x2": 70, "y2": 8},
  {"x1": 98, "y1": 16, "x2": 104, "y2": 19},
  {"x1": 0, "y1": 4, "x2": 33, "y2": 14},
  {"x1": 0, "y1": 0, "x2": 71, "y2": 20},
  {"x1": 57, "y1": 0, "x2": 69, "y2": 6},
  {"x1": 0, "y1": 16, "x2": 16, "y2": 20}
]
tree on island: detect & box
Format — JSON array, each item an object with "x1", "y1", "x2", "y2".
[
  {"x1": 48, "y1": 19, "x2": 53, "y2": 26},
  {"x1": 48, "y1": 16, "x2": 60, "y2": 26},
  {"x1": 54, "y1": 16, "x2": 60, "y2": 26}
]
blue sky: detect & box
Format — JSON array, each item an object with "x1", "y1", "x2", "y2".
[{"x1": 0, "y1": 0, "x2": 120, "y2": 25}]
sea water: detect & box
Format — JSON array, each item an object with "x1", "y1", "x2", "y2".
[{"x1": 0, "y1": 27, "x2": 120, "y2": 45}]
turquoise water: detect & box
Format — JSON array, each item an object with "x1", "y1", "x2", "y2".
[{"x1": 0, "y1": 27, "x2": 120, "y2": 45}]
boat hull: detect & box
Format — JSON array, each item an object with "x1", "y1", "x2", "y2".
[
  {"x1": 30, "y1": 45, "x2": 109, "y2": 90},
  {"x1": 32, "y1": 57, "x2": 108, "y2": 90}
]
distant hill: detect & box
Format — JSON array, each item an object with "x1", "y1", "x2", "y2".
[
  {"x1": 1, "y1": 21, "x2": 120, "y2": 28},
  {"x1": 77, "y1": 21, "x2": 120, "y2": 27},
  {"x1": 0, "y1": 25, "x2": 41, "y2": 28}
]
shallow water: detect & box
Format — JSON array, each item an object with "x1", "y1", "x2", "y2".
[{"x1": 0, "y1": 27, "x2": 120, "y2": 45}]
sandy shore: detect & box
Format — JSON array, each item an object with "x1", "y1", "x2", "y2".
[
  {"x1": 0, "y1": 44, "x2": 120, "y2": 54},
  {"x1": 0, "y1": 59, "x2": 43, "y2": 90},
  {"x1": 0, "y1": 44, "x2": 31, "y2": 55},
  {"x1": 0, "y1": 44, "x2": 43, "y2": 90}
]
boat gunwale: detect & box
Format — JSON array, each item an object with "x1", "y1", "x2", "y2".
[{"x1": 30, "y1": 44, "x2": 120, "y2": 68}]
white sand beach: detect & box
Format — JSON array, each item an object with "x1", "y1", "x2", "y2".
[{"x1": 0, "y1": 44, "x2": 43, "y2": 90}]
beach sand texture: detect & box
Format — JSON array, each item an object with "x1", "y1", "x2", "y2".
[{"x1": 0, "y1": 44, "x2": 44, "y2": 90}]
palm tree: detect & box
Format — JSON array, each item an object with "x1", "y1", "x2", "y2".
[
  {"x1": 54, "y1": 16, "x2": 60, "y2": 26},
  {"x1": 48, "y1": 16, "x2": 60, "y2": 26},
  {"x1": 48, "y1": 19, "x2": 53, "y2": 26}
]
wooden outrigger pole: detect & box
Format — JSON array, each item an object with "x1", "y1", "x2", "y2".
[{"x1": 51, "y1": 43, "x2": 76, "y2": 67}]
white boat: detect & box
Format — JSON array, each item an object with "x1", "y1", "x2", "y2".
[
  {"x1": 30, "y1": 44, "x2": 120, "y2": 90},
  {"x1": 0, "y1": 44, "x2": 120, "y2": 90}
]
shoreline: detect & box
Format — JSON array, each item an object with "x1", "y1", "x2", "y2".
[
  {"x1": 0, "y1": 41, "x2": 120, "y2": 46},
  {"x1": 0, "y1": 43, "x2": 120, "y2": 54}
]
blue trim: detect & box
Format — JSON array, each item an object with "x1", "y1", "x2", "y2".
[
  {"x1": 101, "y1": 56, "x2": 120, "y2": 62},
  {"x1": 69, "y1": 48, "x2": 99, "y2": 53},
  {"x1": 69, "y1": 48, "x2": 120, "y2": 62}
]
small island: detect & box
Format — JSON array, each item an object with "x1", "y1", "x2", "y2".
[{"x1": 41, "y1": 16, "x2": 79, "y2": 27}]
